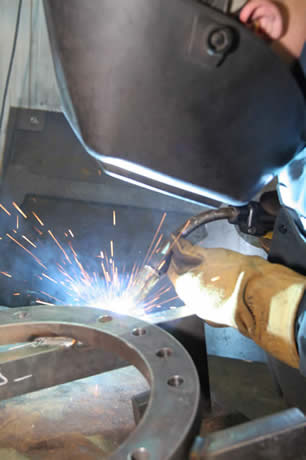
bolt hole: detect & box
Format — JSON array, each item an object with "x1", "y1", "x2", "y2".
[
  {"x1": 98, "y1": 315, "x2": 113, "y2": 323},
  {"x1": 128, "y1": 447, "x2": 150, "y2": 460},
  {"x1": 132, "y1": 327, "x2": 146, "y2": 337},
  {"x1": 156, "y1": 347, "x2": 172, "y2": 358},
  {"x1": 167, "y1": 375, "x2": 184, "y2": 388},
  {"x1": 13, "y1": 311, "x2": 29, "y2": 320}
]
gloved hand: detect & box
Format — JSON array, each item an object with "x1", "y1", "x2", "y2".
[{"x1": 167, "y1": 238, "x2": 306, "y2": 368}]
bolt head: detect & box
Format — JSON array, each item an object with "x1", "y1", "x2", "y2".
[
  {"x1": 278, "y1": 224, "x2": 288, "y2": 235},
  {"x1": 208, "y1": 27, "x2": 235, "y2": 55}
]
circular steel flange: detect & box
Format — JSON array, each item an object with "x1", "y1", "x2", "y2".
[{"x1": 0, "y1": 306, "x2": 200, "y2": 459}]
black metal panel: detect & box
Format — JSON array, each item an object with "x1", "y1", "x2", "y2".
[
  {"x1": 44, "y1": 0, "x2": 305, "y2": 205},
  {"x1": 1, "y1": 107, "x2": 206, "y2": 212},
  {"x1": 0, "y1": 108, "x2": 202, "y2": 310}
]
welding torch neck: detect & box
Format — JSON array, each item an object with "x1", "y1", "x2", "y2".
[
  {"x1": 154, "y1": 207, "x2": 239, "y2": 276},
  {"x1": 176, "y1": 206, "x2": 239, "y2": 239}
]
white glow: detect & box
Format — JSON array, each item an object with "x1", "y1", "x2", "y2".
[
  {"x1": 101, "y1": 156, "x2": 241, "y2": 205},
  {"x1": 88, "y1": 292, "x2": 138, "y2": 316}
]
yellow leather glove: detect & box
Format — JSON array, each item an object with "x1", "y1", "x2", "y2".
[{"x1": 167, "y1": 238, "x2": 306, "y2": 368}]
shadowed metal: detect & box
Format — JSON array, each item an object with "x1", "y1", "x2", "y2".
[{"x1": 0, "y1": 306, "x2": 200, "y2": 459}]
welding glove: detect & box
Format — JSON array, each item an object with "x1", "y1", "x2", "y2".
[{"x1": 167, "y1": 238, "x2": 306, "y2": 368}]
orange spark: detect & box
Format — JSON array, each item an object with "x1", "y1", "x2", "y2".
[
  {"x1": 127, "y1": 262, "x2": 139, "y2": 289},
  {"x1": 34, "y1": 227, "x2": 43, "y2": 236},
  {"x1": 32, "y1": 211, "x2": 44, "y2": 226},
  {"x1": 12, "y1": 202, "x2": 27, "y2": 219},
  {"x1": 68, "y1": 242, "x2": 78, "y2": 259},
  {"x1": 142, "y1": 212, "x2": 167, "y2": 268},
  {"x1": 101, "y1": 261, "x2": 110, "y2": 283},
  {"x1": 56, "y1": 264, "x2": 74, "y2": 281},
  {"x1": 42, "y1": 273, "x2": 58, "y2": 284},
  {"x1": 143, "y1": 295, "x2": 161, "y2": 307},
  {"x1": 101, "y1": 262, "x2": 107, "y2": 278},
  {"x1": 22, "y1": 235, "x2": 37, "y2": 248},
  {"x1": 104, "y1": 252, "x2": 110, "y2": 271},
  {"x1": 158, "y1": 259, "x2": 166, "y2": 271},
  {"x1": 147, "y1": 233, "x2": 163, "y2": 265},
  {"x1": 166, "y1": 220, "x2": 191, "y2": 255},
  {"x1": 13, "y1": 293, "x2": 20, "y2": 296},
  {"x1": 16, "y1": 215, "x2": 19, "y2": 229},
  {"x1": 0, "y1": 203, "x2": 11, "y2": 216},
  {"x1": 68, "y1": 241, "x2": 90, "y2": 281},
  {"x1": 6, "y1": 233, "x2": 47, "y2": 269},
  {"x1": 113, "y1": 210, "x2": 116, "y2": 226},
  {"x1": 68, "y1": 229, "x2": 74, "y2": 238},
  {"x1": 40, "y1": 291, "x2": 62, "y2": 302},
  {"x1": 157, "y1": 296, "x2": 179, "y2": 306},
  {"x1": 0, "y1": 272, "x2": 12, "y2": 278},
  {"x1": 48, "y1": 230, "x2": 71, "y2": 263},
  {"x1": 154, "y1": 286, "x2": 171, "y2": 297},
  {"x1": 36, "y1": 300, "x2": 54, "y2": 306},
  {"x1": 110, "y1": 240, "x2": 114, "y2": 258}
]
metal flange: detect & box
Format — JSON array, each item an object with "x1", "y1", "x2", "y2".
[{"x1": 0, "y1": 306, "x2": 200, "y2": 459}]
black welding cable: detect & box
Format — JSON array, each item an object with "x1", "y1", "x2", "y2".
[
  {"x1": 0, "y1": 0, "x2": 23, "y2": 134},
  {"x1": 177, "y1": 206, "x2": 239, "y2": 238}
]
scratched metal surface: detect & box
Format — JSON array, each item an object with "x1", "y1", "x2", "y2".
[{"x1": 0, "y1": 366, "x2": 149, "y2": 459}]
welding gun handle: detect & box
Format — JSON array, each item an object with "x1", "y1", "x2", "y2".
[{"x1": 228, "y1": 201, "x2": 276, "y2": 236}]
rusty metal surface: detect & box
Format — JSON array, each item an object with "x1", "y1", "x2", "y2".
[
  {"x1": 0, "y1": 306, "x2": 201, "y2": 459},
  {"x1": 0, "y1": 342, "x2": 127, "y2": 402},
  {"x1": 0, "y1": 366, "x2": 149, "y2": 459}
]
